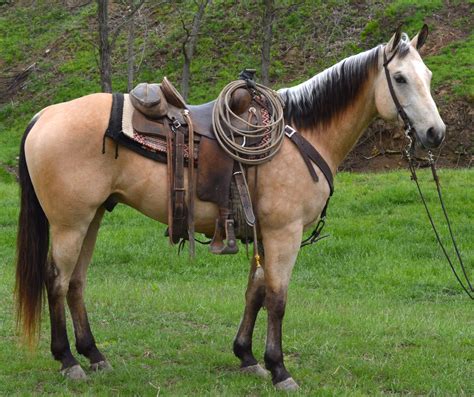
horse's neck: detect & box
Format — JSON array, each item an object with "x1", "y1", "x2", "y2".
[{"x1": 300, "y1": 76, "x2": 378, "y2": 174}]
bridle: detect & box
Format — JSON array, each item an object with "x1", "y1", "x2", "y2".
[
  {"x1": 383, "y1": 50, "x2": 414, "y2": 137},
  {"x1": 383, "y1": 46, "x2": 473, "y2": 299}
]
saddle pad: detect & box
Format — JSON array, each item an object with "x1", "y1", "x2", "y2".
[
  {"x1": 121, "y1": 94, "x2": 135, "y2": 139},
  {"x1": 121, "y1": 94, "x2": 195, "y2": 159},
  {"x1": 122, "y1": 94, "x2": 169, "y2": 154}
]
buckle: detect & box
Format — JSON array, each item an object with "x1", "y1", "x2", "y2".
[
  {"x1": 285, "y1": 125, "x2": 296, "y2": 138},
  {"x1": 172, "y1": 119, "x2": 182, "y2": 130}
]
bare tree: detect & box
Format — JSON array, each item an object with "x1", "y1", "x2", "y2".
[
  {"x1": 97, "y1": 0, "x2": 146, "y2": 93},
  {"x1": 260, "y1": 1, "x2": 303, "y2": 86},
  {"x1": 126, "y1": 1, "x2": 136, "y2": 91},
  {"x1": 261, "y1": 0, "x2": 274, "y2": 86},
  {"x1": 98, "y1": 0, "x2": 112, "y2": 92},
  {"x1": 181, "y1": 0, "x2": 211, "y2": 101}
]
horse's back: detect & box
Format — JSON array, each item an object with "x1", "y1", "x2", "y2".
[{"x1": 33, "y1": 93, "x2": 112, "y2": 136}]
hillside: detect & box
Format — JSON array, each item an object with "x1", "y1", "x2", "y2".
[{"x1": 0, "y1": 0, "x2": 472, "y2": 180}]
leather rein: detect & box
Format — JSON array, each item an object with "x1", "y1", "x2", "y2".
[{"x1": 383, "y1": 48, "x2": 473, "y2": 299}]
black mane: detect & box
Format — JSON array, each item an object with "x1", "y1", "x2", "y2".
[{"x1": 280, "y1": 46, "x2": 382, "y2": 130}]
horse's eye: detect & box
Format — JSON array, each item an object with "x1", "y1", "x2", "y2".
[{"x1": 394, "y1": 75, "x2": 407, "y2": 84}]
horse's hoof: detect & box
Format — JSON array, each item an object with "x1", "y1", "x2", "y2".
[
  {"x1": 90, "y1": 360, "x2": 113, "y2": 372},
  {"x1": 240, "y1": 363, "x2": 269, "y2": 378},
  {"x1": 274, "y1": 377, "x2": 300, "y2": 391},
  {"x1": 61, "y1": 364, "x2": 87, "y2": 380}
]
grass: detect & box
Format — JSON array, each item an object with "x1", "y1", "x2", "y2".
[
  {"x1": 1, "y1": 169, "x2": 473, "y2": 395},
  {"x1": 360, "y1": 0, "x2": 443, "y2": 44},
  {"x1": 426, "y1": 33, "x2": 474, "y2": 101}
]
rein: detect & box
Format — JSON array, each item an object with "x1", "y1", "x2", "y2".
[{"x1": 383, "y1": 48, "x2": 473, "y2": 299}]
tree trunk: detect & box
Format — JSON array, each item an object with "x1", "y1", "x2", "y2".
[
  {"x1": 261, "y1": 0, "x2": 274, "y2": 86},
  {"x1": 98, "y1": 0, "x2": 112, "y2": 93},
  {"x1": 127, "y1": 13, "x2": 136, "y2": 91},
  {"x1": 181, "y1": 0, "x2": 211, "y2": 101}
]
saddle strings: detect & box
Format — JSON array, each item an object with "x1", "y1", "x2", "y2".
[{"x1": 212, "y1": 80, "x2": 286, "y2": 165}]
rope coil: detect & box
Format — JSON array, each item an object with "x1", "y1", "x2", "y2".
[{"x1": 212, "y1": 80, "x2": 286, "y2": 165}]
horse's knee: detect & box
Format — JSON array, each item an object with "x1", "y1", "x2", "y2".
[
  {"x1": 67, "y1": 278, "x2": 84, "y2": 298},
  {"x1": 245, "y1": 283, "x2": 265, "y2": 306},
  {"x1": 264, "y1": 289, "x2": 286, "y2": 318}
]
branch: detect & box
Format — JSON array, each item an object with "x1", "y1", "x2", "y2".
[
  {"x1": 67, "y1": 0, "x2": 93, "y2": 11},
  {"x1": 180, "y1": 15, "x2": 192, "y2": 42},
  {"x1": 110, "y1": 0, "x2": 146, "y2": 48},
  {"x1": 135, "y1": 8, "x2": 149, "y2": 75},
  {"x1": 273, "y1": 1, "x2": 303, "y2": 18}
]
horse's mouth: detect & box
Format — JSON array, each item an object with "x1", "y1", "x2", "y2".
[{"x1": 415, "y1": 132, "x2": 445, "y2": 150}]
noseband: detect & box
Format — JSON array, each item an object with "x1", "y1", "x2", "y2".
[{"x1": 383, "y1": 46, "x2": 473, "y2": 300}]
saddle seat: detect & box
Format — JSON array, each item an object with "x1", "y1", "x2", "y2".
[
  {"x1": 130, "y1": 78, "x2": 218, "y2": 140},
  {"x1": 128, "y1": 77, "x2": 257, "y2": 256}
]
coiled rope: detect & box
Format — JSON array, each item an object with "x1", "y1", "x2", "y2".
[{"x1": 212, "y1": 80, "x2": 286, "y2": 165}]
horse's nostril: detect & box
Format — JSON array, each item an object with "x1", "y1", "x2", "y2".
[
  {"x1": 425, "y1": 126, "x2": 444, "y2": 148},
  {"x1": 427, "y1": 127, "x2": 436, "y2": 140}
]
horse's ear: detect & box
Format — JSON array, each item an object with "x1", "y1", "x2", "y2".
[
  {"x1": 387, "y1": 25, "x2": 402, "y2": 53},
  {"x1": 411, "y1": 24, "x2": 429, "y2": 50}
]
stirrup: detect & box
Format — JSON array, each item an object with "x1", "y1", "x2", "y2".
[{"x1": 209, "y1": 218, "x2": 238, "y2": 255}]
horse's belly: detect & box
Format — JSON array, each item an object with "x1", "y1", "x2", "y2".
[{"x1": 115, "y1": 150, "x2": 218, "y2": 235}]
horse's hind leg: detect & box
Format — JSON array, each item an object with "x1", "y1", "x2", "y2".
[
  {"x1": 46, "y1": 225, "x2": 90, "y2": 380},
  {"x1": 233, "y1": 254, "x2": 268, "y2": 377},
  {"x1": 66, "y1": 207, "x2": 112, "y2": 372}
]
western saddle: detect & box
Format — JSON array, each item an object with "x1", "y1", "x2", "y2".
[{"x1": 129, "y1": 77, "x2": 259, "y2": 256}]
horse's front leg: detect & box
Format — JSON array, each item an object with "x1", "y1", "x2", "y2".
[
  {"x1": 233, "y1": 251, "x2": 269, "y2": 377},
  {"x1": 262, "y1": 222, "x2": 302, "y2": 390}
]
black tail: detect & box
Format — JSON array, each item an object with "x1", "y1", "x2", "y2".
[{"x1": 15, "y1": 117, "x2": 49, "y2": 347}]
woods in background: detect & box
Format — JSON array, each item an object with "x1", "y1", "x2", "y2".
[
  {"x1": 1, "y1": 0, "x2": 471, "y2": 169},
  {"x1": 96, "y1": 0, "x2": 283, "y2": 97}
]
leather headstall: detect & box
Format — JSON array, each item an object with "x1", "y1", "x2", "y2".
[{"x1": 383, "y1": 48, "x2": 415, "y2": 141}]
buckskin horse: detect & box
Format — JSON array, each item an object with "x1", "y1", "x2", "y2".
[{"x1": 15, "y1": 26, "x2": 445, "y2": 390}]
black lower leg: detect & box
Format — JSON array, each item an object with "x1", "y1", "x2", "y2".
[
  {"x1": 47, "y1": 287, "x2": 79, "y2": 370},
  {"x1": 264, "y1": 290, "x2": 291, "y2": 384},
  {"x1": 233, "y1": 264, "x2": 266, "y2": 368},
  {"x1": 67, "y1": 282, "x2": 105, "y2": 364}
]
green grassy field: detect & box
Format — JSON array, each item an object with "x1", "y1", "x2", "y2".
[{"x1": 0, "y1": 169, "x2": 473, "y2": 396}]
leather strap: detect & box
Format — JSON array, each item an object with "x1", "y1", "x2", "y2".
[
  {"x1": 233, "y1": 162, "x2": 256, "y2": 226},
  {"x1": 284, "y1": 125, "x2": 334, "y2": 196},
  {"x1": 184, "y1": 111, "x2": 196, "y2": 257},
  {"x1": 171, "y1": 120, "x2": 186, "y2": 243},
  {"x1": 383, "y1": 50, "x2": 412, "y2": 132},
  {"x1": 166, "y1": 126, "x2": 174, "y2": 244}
]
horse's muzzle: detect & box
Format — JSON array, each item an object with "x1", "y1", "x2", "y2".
[{"x1": 419, "y1": 125, "x2": 446, "y2": 149}]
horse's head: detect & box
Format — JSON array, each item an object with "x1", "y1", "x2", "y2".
[{"x1": 374, "y1": 25, "x2": 445, "y2": 149}]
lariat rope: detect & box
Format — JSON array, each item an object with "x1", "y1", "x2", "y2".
[{"x1": 212, "y1": 80, "x2": 286, "y2": 165}]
